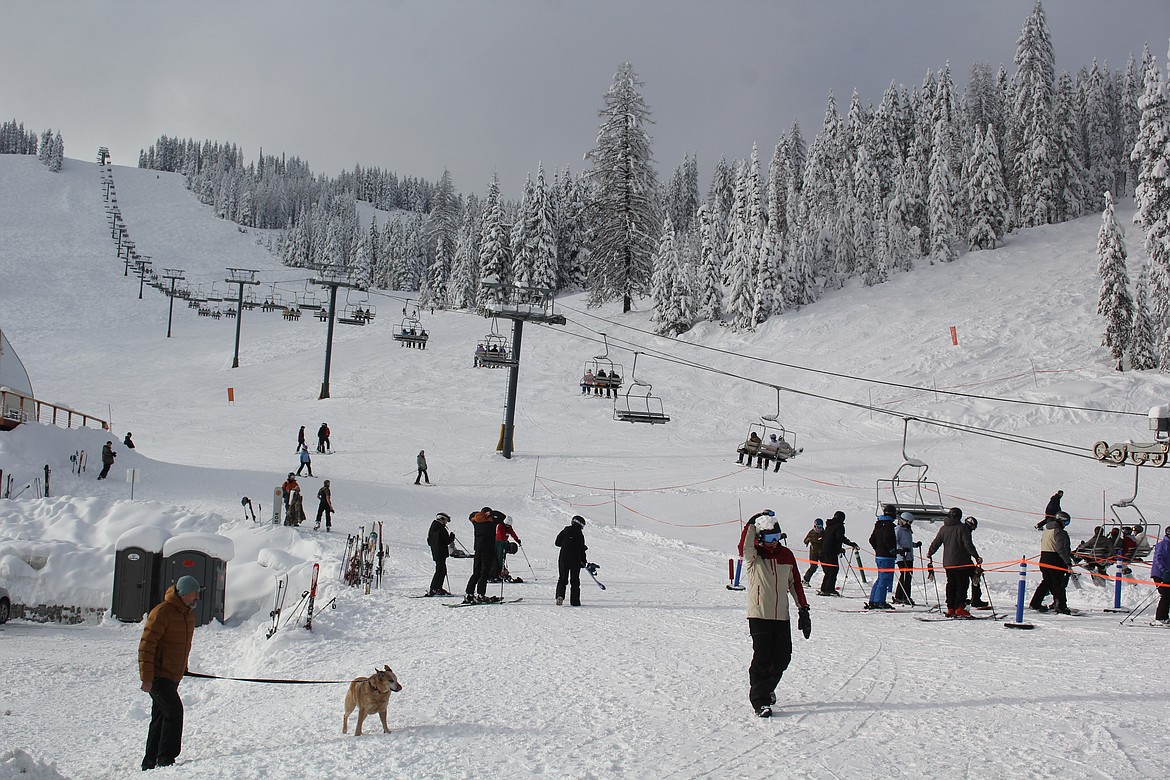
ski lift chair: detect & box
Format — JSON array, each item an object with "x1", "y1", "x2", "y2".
[
  {"x1": 393, "y1": 312, "x2": 429, "y2": 348},
  {"x1": 613, "y1": 353, "x2": 670, "y2": 424},
  {"x1": 476, "y1": 334, "x2": 515, "y2": 368},
  {"x1": 874, "y1": 419, "x2": 949, "y2": 523},
  {"x1": 582, "y1": 334, "x2": 624, "y2": 398},
  {"x1": 740, "y1": 388, "x2": 801, "y2": 469}
]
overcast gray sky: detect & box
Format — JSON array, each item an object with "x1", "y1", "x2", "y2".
[{"x1": 4, "y1": 1, "x2": 1166, "y2": 198}]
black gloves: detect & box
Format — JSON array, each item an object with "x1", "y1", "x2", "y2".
[
  {"x1": 585, "y1": 562, "x2": 599, "y2": 575},
  {"x1": 913, "y1": 541, "x2": 922, "y2": 548},
  {"x1": 851, "y1": 543, "x2": 860, "y2": 550},
  {"x1": 797, "y1": 607, "x2": 811, "y2": 639},
  {"x1": 897, "y1": 547, "x2": 908, "y2": 556}
]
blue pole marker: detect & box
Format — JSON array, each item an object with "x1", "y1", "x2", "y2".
[
  {"x1": 1104, "y1": 554, "x2": 1129, "y2": 613},
  {"x1": 733, "y1": 558, "x2": 744, "y2": 588},
  {"x1": 1005, "y1": 559, "x2": 1035, "y2": 630}
]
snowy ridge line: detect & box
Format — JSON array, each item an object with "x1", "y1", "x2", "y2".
[
  {"x1": 558, "y1": 302, "x2": 1145, "y2": 417},
  {"x1": 535, "y1": 469, "x2": 742, "y2": 492},
  {"x1": 185, "y1": 671, "x2": 350, "y2": 685}
]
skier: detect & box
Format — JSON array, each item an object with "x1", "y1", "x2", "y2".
[
  {"x1": 555, "y1": 515, "x2": 589, "y2": 606},
  {"x1": 414, "y1": 450, "x2": 430, "y2": 485},
  {"x1": 464, "y1": 507, "x2": 500, "y2": 603},
  {"x1": 738, "y1": 510, "x2": 811, "y2": 718},
  {"x1": 737, "y1": 432, "x2": 762, "y2": 467},
  {"x1": 816, "y1": 511, "x2": 859, "y2": 596},
  {"x1": 296, "y1": 444, "x2": 313, "y2": 477},
  {"x1": 281, "y1": 473, "x2": 299, "y2": 510},
  {"x1": 926, "y1": 507, "x2": 983, "y2": 618},
  {"x1": 893, "y1": 512, "x2": 920, "y2": 606},
  {"x1": 493, "y1": 516, "x2": 523, "y2": 582},
  {"x1": 964, "y1": 517, "x2": 990, "y2": 609},
  {"x1": 97, "y1": 440, "x2": 117, "y2": 480},
  {"x1": 123, "y1": 432, "x2": 136, "y2": 449},
  {"x1": 801, "y1": 518, "x2": 825, "y2": 586},
  {"x1": 1036, "y1": 489, "x2": 1064, "y2": 530},
  {"x1": 426, "y1": 512, "x2": 455, "y2": 596},
  {"x1": 314, "y1": 480, "x2": 333, "y2": 531},
  {"x1": 317, "y1": 422, "x2": 330, "y2": 454},
  {"x1": 296, "y1": 425, "x2": 306, "y2": 452},
  {"x1": 284, "y1": 489, "x2": 306, "y2": 527},
  {"x1": 1150, "y1": 527, "x2": 1170, "y2": 626},
  {"x1": 1029, "y1": 511, "x2": 1073, "y2": 614},
  {"x1": 866, "y1": 505, "x2": 898, "y2": 610}
]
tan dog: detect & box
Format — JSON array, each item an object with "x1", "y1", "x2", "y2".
[{"x1": 343, "y1": 665, "x2": 403, "y2": 735}]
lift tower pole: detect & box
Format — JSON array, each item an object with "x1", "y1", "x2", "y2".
[
  {"x1": 162, "y1": 268, "x2": 185, "y2": 339},
  {"x1": 225, "y1": 268, "x2": 261, "y2": 368},
  {"x1": 310, "y1": 274, "x2": 364, "y2": 399}
]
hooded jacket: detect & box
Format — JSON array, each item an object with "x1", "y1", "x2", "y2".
[
  {"x1": 869, "y1": 514, "x2": 897, "y2": 558},
  {"x1": 138, "y1": 585, "x2": 195, "y2": 684},
  {"x1": 428, "y1": 519, "x2": 453, "y2": 560},
  {"x1": 927, "y1": 516, "x2": 980, "y2": 568},
  {"x1": 469, "y1": 511, "x2": 497, "y2": 553},
  {"x1": 894, "y1": 523, "x2": 915, "y2": 563},
  {"x1": 1040, "y1": 518, "x2": 1073, "y2": 568},
  {"x1": 818, "y1": 515, "x2": 856, "y2": 563},
  {"x1": 555, "y1": 524, "x2": 588, "y2": 567},
  {"x1": 741, "y1": 523, "x2": 808, "y2": 621},
  {"x1": 1151, "y1": 534, "x2": 1170, "y2": 581}
]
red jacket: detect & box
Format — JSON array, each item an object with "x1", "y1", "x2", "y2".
[{"x1": 495, "y1": 523, "x2": 521, "y2": 543}]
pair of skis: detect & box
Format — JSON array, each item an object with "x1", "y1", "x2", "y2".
[
  {"x1": 444, "y1": 597, "x2": 524, "y2": 608},
  {"x1": 70, "y1": 450, "x2": 87, "y2": 474},
  {"x1": 266, "y1": 563, "x2": 327, "y2": 637}
]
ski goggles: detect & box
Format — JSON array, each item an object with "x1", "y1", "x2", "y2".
[{"x1": 759, "y1": 531, "x2": 783, "y2": 544}]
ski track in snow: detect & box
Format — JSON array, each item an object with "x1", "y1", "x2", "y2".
[{"x1": 2, "y1": 156, "x2": 1170, "y2": 777}]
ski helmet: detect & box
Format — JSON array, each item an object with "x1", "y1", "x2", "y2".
[
  {"x1": 436, "y1": 512, "x2": 450, "y2": 523},
  {"x1": 964, "y1": 516, "x2": 978, "y2": 530},
  {"x1": 899, "y1": 512, "x2": 915, "y2": 525},
  {"x1": 572, "y1": 515, "x2": 586, "y2": 527},
  {"x1": 814, "y1": 518, "x2": 824, "y2": 529}
]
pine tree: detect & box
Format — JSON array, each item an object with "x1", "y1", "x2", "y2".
[
  {"x1": 967, "y1": 125, "x2": 1010, "y2": 250},
  {"x1": 1131, "y1": 43, "x2": 1170, "y2": 346},
  {"x1": 1130, "y1": 262, "x2": 1159, "y2": 370},
  {"x1": 1097, "y1": 192, "x2": 1133, "y2": 369},
  {"x1": 584, "y1": 63, "x2": 660, "y2": 312},
  {"x1": 1052, "y1": 70, "x2": 1088, "y2": 221},
  {"x1": 1012, "y1": 0, "x2": 1057, "y2": 228},
  {"x1": 727, "y1": 162, "x2": 755, "y2": 330},
  {"x1": 1083, "y1": 60, "x2": 1119, "y2": 202},
  {"x1": 651, "y1": 215, "x2": 679, "y2": 334},
  {"x1": 695, "y1": 204, "x2": 723, "y2": 321},
  {"x1": 928, "y1": 123, "x2": 959, "y2": 263},
  {"x1": 510, "y1": 174, "x2": 535, "y2": 289},
  {"x1": 478, "y1": 175, "x2": 511, "y2": 307},
  {"x1": 528, "y1": 164, "x2": 558, "y2": 294},
  {"x1": 48, "y1": 131, "x2": 64, "y2": 172}
]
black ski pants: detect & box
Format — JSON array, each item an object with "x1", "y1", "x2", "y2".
[
  {"x1": 747, "y1": 617, "x2": 792, "y2": 709},
  {"x1": 1154, "y1": 577, "x2": 1170, "y2": 622},
  {"x1": 466, "y1": 548, "x2": 495, "y2": 596},
  {"x1": 556, "y1": 560, "x2": 582, "y2": 605},
  {"x1": 894, "y1": 560, "x2": 914, "y2": 603},
  {"x1": 818, "y1": 554, "x2": 840, "y2": 594},
  {"x1": 98, "y1": 462, "x2": 113, "y2": 479},
  {"x1": 142, "y1": 677, "x2": 184, "y2": 770},
  {"x1": 945, "y1": 564, "x2": 975, "y2": 610},
  {"x1": 429, "y1": 556, "x2": 448, "y2": 593},
  {"x1": 315, "y1": 502, "x2": 332, "y2": 528},
  {"x1": 802, "y1": 562, "x2": 819, "y2": 585},
  {"x1": 1030, "y1": 552, "x2": 1069, "y2": 610}
]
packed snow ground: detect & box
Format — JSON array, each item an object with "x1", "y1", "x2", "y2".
[{"x1": 2, "y1": 154, "x2": 1170, "y2": 779}]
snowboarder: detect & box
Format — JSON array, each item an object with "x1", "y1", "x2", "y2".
[
  {"x1": 926, "y1": 507, "x2": 983, "y2": 618},
  {"x1": 738, "y1": 510, "x2": 811, "y2": 718},
  {"x1": 296, "y1": 444, "x2": 313, "y2": 477},
  {"x1": 138, "y1": 575, "x2": 199, "y2": 771},
  {"x1": 123, "y1": 432, "x2": 136, "y2": 449},
  {"x1": 281, "y1": 473, "x2": 299, "y2": 510},
  {"x1": 866, "y1": 506, "x2": 898, "y2": 610},
  {"x1": 284, "y1": 489, "x2": 306, "y2": 527},
  {"x1": 315, "y1": 480, "x2": 333, "y2": 531},
  {"x1": 893, "y1": 512, "x2": 920, "y2": 606},
  {"x1": 555, "y1": 515, "x2": 589, "y2": 606},
  {"x1": 414, "y1": 450, "x2": 430, "y2": 485},
  {"x1": 317, "y1": 423, "x2": 330, "y2": 454},
  {"x1": 817, "y1": 511, "x2": 859, "y2": 596},
  {"x1": 1029, "y1": 512, "x2": 1073, "y2": 614},
  {"x1": 427, "y1": 512, "x2": 455, "y2": 596},
  {"x1": 98, "y1": 440, "x2": 116, "y2": 480},
  {"x1": 1036, "y1": 489, "x2": 1064, "y2": 530},
  {"x1": 801, "y1": 518, "x2": 825, "y2": 586},
  {"x1": 493, "y1": 516, "x2": 523, "y2": 582},
  {"x1": 296, "y1": 425, "x2": 306, "y2": 452},
  {"x1": 1150, "y1": 527, "x2": 1170, "y2": 626},
  {"x1": 464, "y1": 508, "x2": 500, "y2": 603}
]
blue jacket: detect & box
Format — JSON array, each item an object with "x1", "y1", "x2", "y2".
[
  {"x1": 299, "y1": 449, "x2": 311, "y2": 464},
  {"x1": 1152, "y1": 535, "x2": 1170, "y2": 580},
  {"x1": 894, "y1": 525, "x2": 915, "y2": 563},
  {"x1": 869, "y1": 515, "x2": 897, "y2": 558}
]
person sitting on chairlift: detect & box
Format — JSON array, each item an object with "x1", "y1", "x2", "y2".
[
  {"x1": 595, "y1": 370, "x2": 608, "y2": 395},
  {"x1": 738, "y1": 432, "x2": 763, "y2": 467},
  {"x1": 582, "y1": 369, "x2": 595, "y2": 395}
]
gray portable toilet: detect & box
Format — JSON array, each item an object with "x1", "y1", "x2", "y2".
[
  {"x1": 111, "y1": 526, "x2": 172, "y2": 622},
  {"x1": 162, "y1": 532, "x2": 235, "y2": 627}
]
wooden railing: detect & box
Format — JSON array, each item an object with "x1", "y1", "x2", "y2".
[{"x1": 0, "y1": 389, "x2": 108, "y2": 431}]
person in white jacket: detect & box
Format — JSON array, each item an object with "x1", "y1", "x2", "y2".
[{"x1": 738, "y1": 509, "x2": 812, "y2": 718}]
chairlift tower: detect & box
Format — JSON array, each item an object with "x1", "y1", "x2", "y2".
[
  {"x1": 225, "y1": 269, "x2": 261, "y2": 368},
  {"x1": 162, "y1": 268, "x2": 185, "y2": 338},
  {"x1": 481, "y1": 281, "x2": 566, "y2": 459},
  {"x1": 310, "y1": 273, "x2": 366, "y2": 399}
]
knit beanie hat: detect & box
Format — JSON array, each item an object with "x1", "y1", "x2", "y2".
[{"x1": 175, "y1": 576, "x2": 201, "y2": 596}]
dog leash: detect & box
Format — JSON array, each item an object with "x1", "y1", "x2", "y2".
[{"x1": 185, "y1": 671, "x2": 350, "y2": 685}]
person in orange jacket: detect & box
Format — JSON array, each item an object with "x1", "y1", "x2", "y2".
[{"x1": 463, "y1": 508, "x2": 500, "y2": 603}]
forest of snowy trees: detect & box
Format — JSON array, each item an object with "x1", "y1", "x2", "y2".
[
  {"x1": 1, "y1": 120, "x2": 64, "y2": 172},
  {"x1": 128, "y1": 2, "x2": 1170, "y2": 371}
]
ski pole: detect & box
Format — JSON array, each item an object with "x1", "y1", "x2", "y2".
[
  {"x1": 519, "y1": 543, "x2": 537, "y2": 581},
  {"x1": 1119, "y1": 587, "x2": 1157, "y2": 625},
  {"x1": 927, "y1": 556, "x2": 943, "y2": 613},
  {"x1": 980, "y1": 570, "x2": 999, "y2": 621}
]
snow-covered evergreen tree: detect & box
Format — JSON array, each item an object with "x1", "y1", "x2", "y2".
[
  {"x1": 695, "y1": 204, "x2": 722, "y2": 321},
  {"x1": 1131, "y1": 44, "x2": 1170, "y2": 343},
  {"x1": 584, "y1": 62, "x2": 660, "y2": 312},
  {"x1": 1096, "y1": 191, "x2": 1133, "y2": 369},
  {"x1": 1130, "y1": 262, "x2": 1159, "y2": 370},
  {"x1": 1012, "y1": 0, "x2": 1056, "y2": 228},
  {"x1": 1119, "y1": 53, "x2": 1142, "y2": 196},
  {"x1": 48, "y1": 131, "x2": 63, "y2": 172},
  {"x1": 1052, "y1": 70, "x2": 1088, "y2": 221},
  {"x1": 478, "y1": 175, "x2": 511, "y2": 307},
  {"x1": 651, "y1": 215, "x2": 679, "y2": 334},
  {"x1": 510, "y1": 174, "x2": 535, "y2": 289},
  {"x1": 555, "y1": 170, "x2": 590, "y2": 290},
  {"x1": 928, "y1": 123, "x2": 959, "y2": 263},
  {"x1": 726, "y1": 162, "x2": 756, "y2": 330},
  {"x1": 1082, "y1": 60, "x2": 1119, "y2": 202},
  {"x1": 528, "y1": 164, "x2": 558, "y2": 295},
  {"x1": 967, "y1": 125, "x2": 1010, "y2": 250}
]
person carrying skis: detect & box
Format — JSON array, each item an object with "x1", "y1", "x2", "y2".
[
  {"x1": 427, "y1": 512, "x2": 455, "y2": 596},
  {"x1": 893, "y1": 512, "x2": 920, "y2": 606},
  {"x1": 801, "y1": 518, "x2": 825, "y2": 586},
  {"x1": 738, "y1": 509, "x2": 811, "y2": 718},
  {"x1": 281, "y1": 473, "x2": 299, "y2": 510},
  {"x1": 494, "y1": 516, "x2": 523, "y2": 582},
  {"x1": 138, "y1": 575, "x2": 199, "y2": 770},
  {"x1": 296, "y1": 444, "x2": 313, "y2": 477},
  {"x1": 314, "y1": 480, "x2": 333, "y2": 531},
  {"x1": 555, "y1": 515, "x2": 589, "y2": 606},
  {"x1": 317, "y1": 423, "x2": 330, "y2": 454},
  {"x1": 464, "y1": 508, "x2": 500, "y2": 603},
  {"x1": 964, "y1": 517, "x2": 990, "y2": 609},
  {"x1": 866, "y1": 506, "x2": 898, "y2": 610},
  {"x1": 816, "y1": 511, "x2": 859, "y2": 596},
  {"x1": 1036, "y1": 489, "x2": 1064, "y2": 530},
  {"x1": 926, "y1": 507, "x2": 983, "y2": 618},
  {"x1": 1150, "y1": 527, "x2": 1170, "y2": 626},
  {"x1": 98, "y1": 440, "x2": 117, "y2": 480},
  {"x1": 1029, "y1": 511, "x2": 1073, "y2": 613},
  {"x1": 414, "y1": 450, "x2": 430, "y2": 485}
]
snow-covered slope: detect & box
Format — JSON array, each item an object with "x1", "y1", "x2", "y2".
[{"x1": 1, "y1": 154, "x2": 1168, "y2": 779}]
